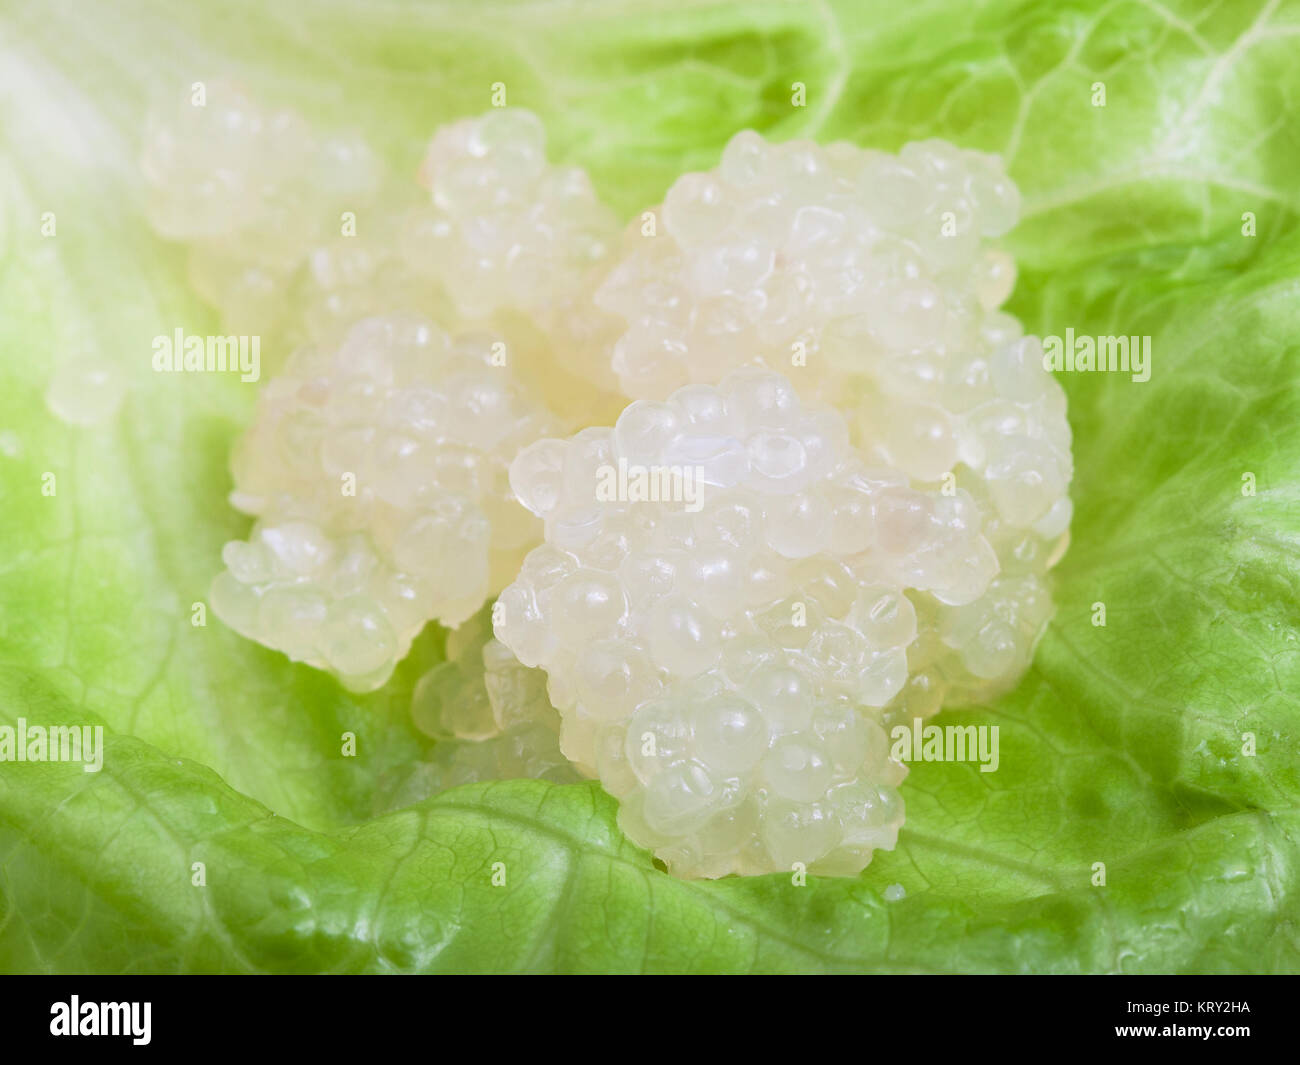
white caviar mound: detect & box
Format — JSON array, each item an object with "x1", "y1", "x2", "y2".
[
  {"x1": 141, "y1": 81, "x2": 395, "y2": 349},
  {"x1": 148, "y1": 93, "x2": 1075, "y2": 875},
  {"x1": 142, "y1": 89, "x2": 623, "y2": 419},
  {"x1": 499, "y1": 370, "x2": 967, "y2": 877},
  {"x1": 210, "y1": 313, "x2": 560, "y2": 692},
  {"x1": 591, "y1": 130, "x2": 1073, "y2": 717},
  {"x1": 595, "y1": 130, "x2": 1021, "y2": 403},
  {"x1": 400, "y1": 107, "x2": 624, "y2": 393},
  {"x1": 591, "y1": 130, "x2": 1074, "y2": 541},
  {"x1": 409, "y1": 607, "x2": 578, "y2": 791},
  {"x1": 140, "y1": 83, "x2": 384, "y2": 243}
]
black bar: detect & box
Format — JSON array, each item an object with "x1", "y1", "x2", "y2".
[{"x1": 0, "y1": 975, "x2": 1292, "y2": 1052}]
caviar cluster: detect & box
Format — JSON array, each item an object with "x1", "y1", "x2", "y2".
[
  {"x1": 408, "y1": 607, "x2": 578, "y2": 791},
  {"x1": 595, "y1": 132, "x2": 1020, "y2": 402},
  {"x1": 142, "y1": 84, "x2": 621, "y2": 410},
  {"x1": 209, "y1": 314, "x2": 557, "y2": 691},
  {"x1": 141, "y1": 82, "x2": 396, "y2": 352},
  {"x1": 593, "y1": 131, "x2": 1072, "y2": 711},
  {"x1": 401, "y1": 109, "x2": 622, "y2": 390},
  {"x1": 499, "y1": 372, "x2": 969, "y2": 876},
  {"x1": 144, "y1": 88, "x2": 621, "y2": 691},
  {"x1": 145, "y1": 89, "x2": 1073, "y2": 878}
]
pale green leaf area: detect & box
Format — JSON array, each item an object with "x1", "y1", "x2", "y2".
[{"x1": 0, "y1": 0, "x2": 1297, "y2": 973}]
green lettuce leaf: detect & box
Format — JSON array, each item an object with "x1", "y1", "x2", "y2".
[{"x1": 1, "y1": 0, "x2": 1297, "y2": 973}]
